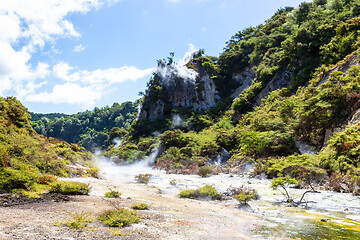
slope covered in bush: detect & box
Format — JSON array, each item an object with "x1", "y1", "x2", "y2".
[
  {"x1": 102, "y1": 1, "x2": 360, "y2": 194},
  {"x1": 0, "y1": 97, "x2": 92, "y2": 192}
]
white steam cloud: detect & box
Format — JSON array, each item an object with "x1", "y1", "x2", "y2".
[
  {"x1": 171, "y1": 114, "x2": 186, "y2": 128},
  {"x1": 95, "y1": 148, "x2": 159, "y2": 183},
  {"x1": 156, "y1": 43, "x2": 200, "y2": 84},
  {"x1": 113, "y1": 138, "x2": 123, "y2": 148},
  {"x1": 157, "y1": 63, "x2": 198, "y2": 84}
]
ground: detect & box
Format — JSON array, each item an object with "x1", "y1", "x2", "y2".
[{"x1": 0, "y1": 178, "x2": 261, "y2": 240}]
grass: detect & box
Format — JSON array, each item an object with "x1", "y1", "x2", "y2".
[
  {"x1": 131, "y1": 203, "x2": 149, "y2": 210},
  {"x1": 98, "y1": 208, "x2": 140, "y2": 227},
  {"x1": 49, "y1": 181, "x2": 91, "y2": 195}
]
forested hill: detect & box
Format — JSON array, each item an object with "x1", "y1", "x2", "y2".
[
  {"x1": 104, "y1": 0, "x2": 360, "y2": 194},
  {"x1": 31, "y1": 101, "x2": 139, "y2": 151}
]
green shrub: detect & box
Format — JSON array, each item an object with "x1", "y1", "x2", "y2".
[
  {"x1": 234, "y1": 187, "x2": 259, "y2": 204},
  {"x1": 85, "y1": 168, "x2": 99, "y2": 178},
  {"x1": 49, "y1": 181, "x2": 90, "y2": 195},
  {"x1": 61, "y1": 211, "x2": 93, "y2": 230},
  {"x1": 135, "y1": 173, "x2": 152, "y2": 184},
  {"x1": 98, "y1": 208, "x2": 140, "y2": 227},
  {"x1": 179, "y1": 189, "x2": 198, "y2": 198},
  {"x1": 0, "y1": 166, "x2": 39, "y2": 190},
  {"x1": 105, "y1": 190, "x2": 122, "y2": 198},
  {"x1": 198, "y1": 185, "x2": 221, "y2": 199},
  {"x1": 131, "y1": 203, "x2": 149, "y2": 210},
  {"x1": 37, "y1": 174, "x2": 58, "y2": 184},
  {"x1": 198, "y1": 165, "x2": 213, "y2": 177},
  {"x1": 179, "y1": 185, "x2": 221, "y2": 200}
]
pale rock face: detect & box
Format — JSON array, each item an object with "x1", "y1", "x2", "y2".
[
  {"x1": 162, "y1": 74, "x2": 219, "y2": 111},
  {"x1": 139, "y1": 99, "x2": 165, "y2": 121},
  {"x1": 231, "y1": 67, "x2": 256, "y2": 99},
  {"x1": 138, "y1": 71, "x2": 219, "y2": 122},
  {"x1": 255, "y1": 69, "x2": 292, "y2": 106},
  {"x1": 317, "y1": 53, "x2": 360, "y2": 86}
]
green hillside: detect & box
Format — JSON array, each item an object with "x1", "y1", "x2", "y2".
[
  {"x1": 0, "y1": 97, "x2": 93, "y2": 194},
  {"x1": 32, "y1": 101, "x2": 139, "y2": 151},
  {"x1": 105, "y1": 0, "x2": 360, "y2": 194}
]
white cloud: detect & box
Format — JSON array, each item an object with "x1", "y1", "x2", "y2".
[
  {"x1": 74, "y1": 44, "x2": 88, "y2": 52},
  {"x1": 0, "y1": 0, "x2": 159, "y2": 109},
  {"x1": 26, "y1": 83, "x2": 102, "y2": 108},
  {"x1": 52, "y1": 62, "x2": 154, "y2": 85},
  {"x1": 25, "y1": 63, "x2": 155, "y2": 108}
]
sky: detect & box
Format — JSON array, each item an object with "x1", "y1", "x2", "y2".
[{"x1": 0, "y1": 0, "x2": 311, "y2": 114}]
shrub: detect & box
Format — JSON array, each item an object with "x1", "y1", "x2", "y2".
[
  {"x1": 49, "y1": 181, "x2": 90, "y2": 195},
  {"x1": 233, "y1": 187, "x2": 259, "y2": 204},
  {"x1": 179, "y1": 189, "x2": 198, "y2": 198},
  {"x1": 198, "y1": 165, "x2": 213, "y2": 177},
  {"x1": 135, "y1": 173, "x2": 152, "y2": 184},
  {"x1": 86, "y1": 168, "x2": 99, "y2": 178},
  {"x1": 98, "y1": 208, "x2": 140, "y2": 227},
  {"x1": 0, "y1": 166, "x2": 39, "y2": 190},
  {"x1": 37, "y1": 174, "x2": 58, "y2": 184},
  {"x1": 179, "y1": 185, "x2": 221, "y2": 200},
  {"x1": 198, "y1": 185, "x2": 221, "y2": 199},
  {"x1": 131, "y1": 203, "x2": 149, "y2": 210},
  {"x1": 61, "y1": 211, "x2": 93, "y2": 230},
  {"x1": 105, "y1": 190, "x2": 122, "y2": 198}
]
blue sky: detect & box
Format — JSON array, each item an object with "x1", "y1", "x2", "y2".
[{"x1": 0, "y1": 0, "x2": 310, "y2": 114}]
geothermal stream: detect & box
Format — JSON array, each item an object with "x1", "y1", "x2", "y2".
[{"x1": 67, "y1": 151, "x2": 360, "y2": 239}]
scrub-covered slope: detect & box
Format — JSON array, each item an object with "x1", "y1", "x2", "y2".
[
  {"x1": 0, "y1": 97, "x2": 93, "y2": 193},
  {"x1": 105, "y1": 0, "x2": 360, "y2": 194}
]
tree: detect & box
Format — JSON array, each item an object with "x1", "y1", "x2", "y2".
[{"x1": 271, "y1": 175, "x2": 319, "y2": 205}]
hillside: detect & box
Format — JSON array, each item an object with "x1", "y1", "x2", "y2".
[
  {"x1": 0, "y1": 97, "x2": 94, "y2": 194},
  {"x1": 104, "y1": 0, "x2": 360, "y2": 194},
  {"x1": 32, "y1": 101, "x2": 139, "y2": 151}
]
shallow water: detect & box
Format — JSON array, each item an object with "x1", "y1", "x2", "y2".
[{"x1": 86, "y1": 155, "x2": 360, "y2": 239}]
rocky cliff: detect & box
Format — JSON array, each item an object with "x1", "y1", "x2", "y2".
[{"x1": 138, "y1": 57, "x2": 220, "y2": 122}]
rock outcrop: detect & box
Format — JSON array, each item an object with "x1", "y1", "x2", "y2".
[
  {"x1": 231, "y1": 67, "x2": 256, "y2": 99},
  {"x1": 138, "y1": 61, "x2": 219, "y2": 122}
]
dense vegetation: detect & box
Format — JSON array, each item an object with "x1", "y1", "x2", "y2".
[
  {"x1": 103, "y1": 0, "x2": 360, "y2": 194},
  {"x1": 32, "y1": 101, "x2": 139, "y2": 151},
  {"x1": 0, "y1": 97, "x2": 93, "y2": 194}
]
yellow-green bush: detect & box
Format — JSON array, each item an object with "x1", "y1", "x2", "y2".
[
  {"x1": 131, "y1": 203, "x2": 149, "y2": 210},
  {"x1": 49, "y1": 181, "x2": 90, "y2": 195},
  {"x1": 98, "y1": 208, "x2": 140, "y2": 227},
  {"x1": 105, "y1": 190, "x2": 121, "y2": 198},
  {"x1": 179, "y1": 185, "x2": 221, "y2": 200}
]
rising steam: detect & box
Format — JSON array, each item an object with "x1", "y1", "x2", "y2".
[
  {"x1": 95, "y1": 148, "x2": 159, "y2": 183},
  {"x1": 171, "y1": 114, "x2": 186, "y2": 128},
  {"x1": 156, "y1": 43, "x2": 201, "y2": 84}
]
